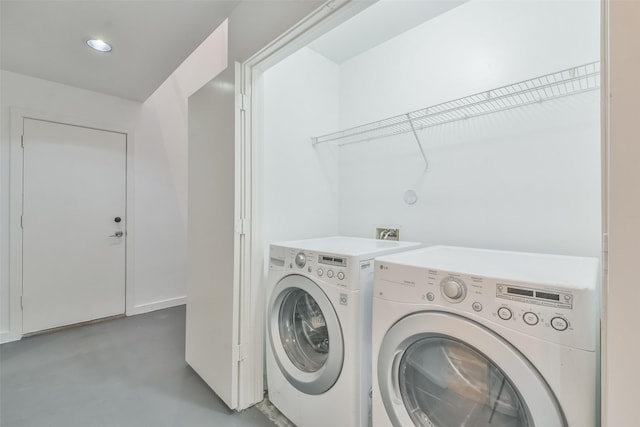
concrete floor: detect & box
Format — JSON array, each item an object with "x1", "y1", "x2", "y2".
[{"x1": 0, "y1": 306, "x2": 275, "y2": 427}]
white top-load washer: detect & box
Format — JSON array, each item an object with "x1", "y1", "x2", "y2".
[
  {"x1": 266, "y1": 237, "x2": 422, "y2": 427},
  {"x1": 371, "y1": 246, "x2": 599, "y2": 427}
]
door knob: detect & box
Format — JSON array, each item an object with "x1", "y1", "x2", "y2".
[{"x1": 109, "y1": 231, "x2": 124, "y2": 237}]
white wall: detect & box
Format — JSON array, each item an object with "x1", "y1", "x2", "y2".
[
  {"x1": 0, "y1": 19, "x2": 227, "y2": 340},
  {"x1": 262, "y1": 47, "x2": 341, "y2": 254},
  {"x1": 339, "y1": 0, "x2": 601, "y2": 128},
  {"x1": 129, "y1": 19, "x2": 227, "y2": 313},
  {"x1": 336, "y1": 0, "x2": 601, "y2": 258}
]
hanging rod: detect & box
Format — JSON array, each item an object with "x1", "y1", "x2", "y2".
[{"x1": 311, "y1": 61, "x2": 600, "y2": 147}]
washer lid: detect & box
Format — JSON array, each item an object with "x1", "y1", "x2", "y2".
[
  {"x1": 268, "y1": 274, "x2": 344, "y2": 395},
  {"x1": 271, "y1": 236, "x2": 421, "y2": 259},
  {"x1": 378, "y1": 312, "x2": 566, "y2": 427}
]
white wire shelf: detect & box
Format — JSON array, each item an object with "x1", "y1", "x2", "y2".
[{"x1": 311, "y1": 61, "x2": 600, "y2": 149}]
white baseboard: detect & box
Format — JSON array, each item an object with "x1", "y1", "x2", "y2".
[
  {"x1": 0, "y1": 330, "x2": 22, "y2": 344},
  {"x1": 127, "y1": 296, "x2": 186, "y2": 316},
  {"x1": 1, "y1": 297, "x2": 187, "y2": 343}
]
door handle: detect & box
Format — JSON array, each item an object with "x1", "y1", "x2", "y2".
[{"x1": 109, "y1": 231, "x2": 124, "y2": 237}]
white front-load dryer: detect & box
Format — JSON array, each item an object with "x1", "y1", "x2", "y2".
[
  {"x1": 371, "y1": 246, "x2": 599, "y2": 427},
  {"x1": 266, "y1": 237, "x2": 421, "y2": 427}
]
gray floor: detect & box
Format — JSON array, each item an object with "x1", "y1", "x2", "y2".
[{"x1": 0, "y1": 306, "x2": 275, "y2": 427}]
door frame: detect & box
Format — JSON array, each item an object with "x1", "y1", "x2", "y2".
[
  {"x1": 6, "y1": 108, "x2": 134, "y2": 343},
  {"x1": 238, "y1": 0, "x2": 612, "y2": 417},
  {"x1": 234, "y1": 0, "x2": 376, "y2": 409}
]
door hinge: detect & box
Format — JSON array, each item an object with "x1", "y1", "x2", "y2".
[
  {"x1": 233, "y1": 342, "x2": 249, "y2": 362},
  {"x1": 20, "y1": 215, "x2": 23, "y2": 229},
  {"x1": 238, "y1": 93, "x2": 247, "y2": 112},
  {"x1": 235, "y1": 218, "x2": 247, "y2": 236},
  {"x1": 602, "y1": 232, "x2": 609, "y2": 275},
  {"x1": 20, "y1": 295, "x2": 24, "y2": 309},
  {"x1": 21, "y1": 135, "x2": 24, "y2": 148}
]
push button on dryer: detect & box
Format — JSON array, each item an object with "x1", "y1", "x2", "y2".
[
  {"x1": 497, "y1": 307, "x2": 513, "y2": 320},
  {"x1": 523, "y1": 312, "x2": 539, "y2": 326},
  {"x1": 551, "y1": 316, "x2": 569, "y2": 331}
]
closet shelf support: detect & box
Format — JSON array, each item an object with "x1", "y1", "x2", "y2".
[{"x1": 407, "y1": 114, "x2": 429, "y2": 169}]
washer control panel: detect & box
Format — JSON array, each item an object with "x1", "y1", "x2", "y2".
[
  {"x1": 276, "y1": 247, "x2": 357, "y2": 290},
  {"x1": 374, "y1": 259, "x2": 597, "y2": 351}
]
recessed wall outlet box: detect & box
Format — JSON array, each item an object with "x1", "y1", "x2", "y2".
[{"x1": 376, "y1": 228, "x2": 399, "y2": 241}]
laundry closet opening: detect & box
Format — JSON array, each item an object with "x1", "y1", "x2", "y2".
[
  {"x1": 256, "y1": 0, "x2": 601, "y2": 422},
  {"x1": 261, "y1": 0, "x2": 601, "y2": 260}
]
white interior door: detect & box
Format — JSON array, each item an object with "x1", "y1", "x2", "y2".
[{"x1": 22, "y1": 118, "x2": 126, "y2": 334}]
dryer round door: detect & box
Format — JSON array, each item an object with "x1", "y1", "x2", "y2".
[
  {"x1": 268, "y1": 274, "x2": 344, "y2": 395},
  {"x1": 377, "y1": 311, "x2": 566, "y2": 427}
]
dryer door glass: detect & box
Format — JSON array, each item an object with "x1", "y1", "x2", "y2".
[
  {"x1": 279, "y1": 289, "x2": 329, "y2": 372},
  {"x1": 399, "y1": 337, "x2": 532, "y2": 427}
]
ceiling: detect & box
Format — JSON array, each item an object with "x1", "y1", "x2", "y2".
[
  {"x1": 0, "y1": 0, "x2": 242, "y2": 102},
  {"x1": 0, "y1": 0, "x2": 469, "y2": 103},
  {"x1": 309, "y1": 0, "x2": 469, "y2": 64}
]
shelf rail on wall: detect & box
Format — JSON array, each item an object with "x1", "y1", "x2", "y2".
[{"x1": 311, "y1": 61, "x2": 601, "y2": 166}]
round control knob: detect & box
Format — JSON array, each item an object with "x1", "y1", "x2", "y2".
[
  {"x1": 294, "y1": 252, "x2": 306, "y2": 268},
  {"x1": 443, "y1": 280, "x2": 463, "y2": 299},
  {"x1": 523, "y1": 312, "x2": 539, "y2": 326},
  {"x1": 327, "y1": 270, "x2": 334, "y2": 278},
  {"x1": 497, "y1": 307, "x2": 513, "y2": 320},
  {"x1": 317, "y1": 268, "x2": 324, "y2": 277},
  {"x1": 440, "y1": 277, "x2": 466, "y2": 303},
  {"x1": 337, "y1": 272, "x2": 345, "y2": 280},
  {"x1": 550, "y1": 316, "x2": 569, "y2": 331}
]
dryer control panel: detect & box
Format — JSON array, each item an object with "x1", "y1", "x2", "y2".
[{"x1": 374, "y1": 260, "x2": 597, "y2": 352}]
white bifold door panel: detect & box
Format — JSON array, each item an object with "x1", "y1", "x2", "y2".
[
  {"x1": 22, "y1": 118, "x2": 126, "y2": 334},
  {"x1": 186, "y1": 65, "x2": 245, "y2": 410}
]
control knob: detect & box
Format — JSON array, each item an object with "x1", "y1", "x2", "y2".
[
  {"x1": 440, "y1": 277, "x2": 466, "y2": 303},
  {"x1": 294, "y1": 252, "x2": 306, "y2": 268}
]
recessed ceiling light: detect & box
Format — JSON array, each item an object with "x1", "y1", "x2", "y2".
[{"x1": 86, "y1": 39, "x2": 112, "y2": 52}]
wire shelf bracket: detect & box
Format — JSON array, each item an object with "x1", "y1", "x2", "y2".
[
  {"x1": 406, "y1": 113, "x2": 429, "y2": 169},
  {"x1": 311, "y1": 61, "x2": 600, "y2": 168}
]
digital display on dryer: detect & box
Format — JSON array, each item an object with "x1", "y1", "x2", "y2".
[
  {"x1": 507, "y1": 287, "x2": 534, "y2": 297},
  {"x1": 497, "y1": 284, "x2": 570, "y2": 309},
  {"x1": 536, "y1": 291, "x2": 561, "y2": 301},
  {"x1": 319, "y1": 255, "x2": 346, "y2": 267}
]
